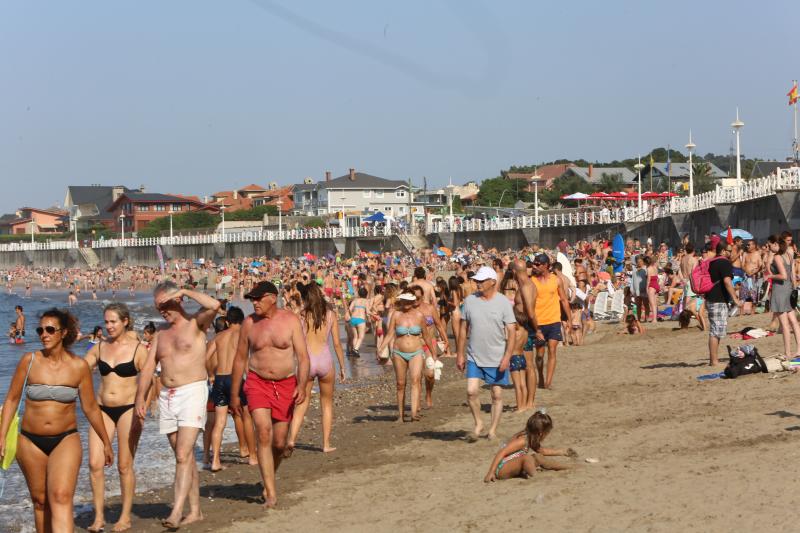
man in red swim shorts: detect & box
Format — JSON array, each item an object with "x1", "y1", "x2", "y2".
[{"x1": 230, "y1": 281, "x2": 309, "y2": 508}]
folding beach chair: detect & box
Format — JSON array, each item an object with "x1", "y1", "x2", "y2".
[
  {"x1": 608, "y1": 290, "x2": 625, "y2": 321},
  {"x1": 592, "y1": 291, "x2": 610, "y2": 320}
]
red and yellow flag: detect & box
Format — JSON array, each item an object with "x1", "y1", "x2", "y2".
[{"x1": 788, "y1": 81, "x2": 798, "y2": 106}]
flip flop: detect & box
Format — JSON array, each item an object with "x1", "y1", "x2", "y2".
[{"x1": 465, "y1": 433, "x2": 479, "y2": 443}]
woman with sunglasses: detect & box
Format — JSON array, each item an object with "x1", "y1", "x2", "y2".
[
  {"x1": 378, "y1": 291, "x2": 437, "y2": 422},
  {"x1": 84, "y1": 303, "x2": 148, "y2": 532},
  {"x1": 0, "y1": 308, "x2": 113, "y2": 533}
]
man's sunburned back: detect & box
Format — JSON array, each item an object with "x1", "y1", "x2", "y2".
[
  {"x1": 246, "y1": 309, "x2": 298, "y2": 380},
  {"x1": 680, "y1": 254, "x2": 697, "y2": 280},
  {"x1": 156, "y1": 318, "x2": 208, "y2": 387},
  {"x1": 214, "y1": 325, "x2": 240, "y2": 375},
  {"x1": 731, "y1": 245, "x2": 743, "y2": 268},
  {"x1": 411, "y1": 278, "x2": 435, "y2": 305}
]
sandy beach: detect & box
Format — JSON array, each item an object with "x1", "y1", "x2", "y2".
[{"x1": 62, "y1": 310, "x2": 800, "y2": 533}]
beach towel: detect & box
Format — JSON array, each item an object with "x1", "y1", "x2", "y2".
[{"x1": 697, "y1": 372, "x2": 725, "y2": 382}]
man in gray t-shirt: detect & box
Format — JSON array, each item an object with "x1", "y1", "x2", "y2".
[{"x1": 457, "y1": 266, "x2": 516, "y2": 442}]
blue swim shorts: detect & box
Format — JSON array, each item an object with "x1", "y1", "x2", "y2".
[{"x1": 466, "y1": 360, "x2": 510, "y2": 386}]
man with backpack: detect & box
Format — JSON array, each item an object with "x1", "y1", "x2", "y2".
[{"x1": 700, "y1": 241, "x2": 741, "y2": 366}]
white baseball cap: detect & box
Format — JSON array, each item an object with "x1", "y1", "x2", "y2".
[
  {"x1": 397, "y1": 293, "x2": 417, "y2": 301},
  {"x1": 471, "y1": 266, "x2": 498, "y2": 281}
]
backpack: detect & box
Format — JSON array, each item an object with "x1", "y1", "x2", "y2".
[
  {"x1": 690, "y1": 256, "x2": 723, "y2": 295},
  {"x1": 724, "y1": 345, "x2": 767, "y2": 379}
]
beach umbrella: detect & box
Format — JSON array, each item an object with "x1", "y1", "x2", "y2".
[
  {"x1": 597, "y1": 271, "x2": 611, "y2": 281},
  {"x1": 729, "y1": 228, "x2": 753, "y2": 240},
  {"x1": 561, "y1": 192, "x2": 590, "y2": 200},
  {"x1": 304, "y1": 253, "x2": 317, "y2": 261},
  {"x1": 250, "y1": 261, "x2": 264, "y2": 267},
  {"x1": 439, "y1": 247, "x2": 453, "y2": 257},
  {"x1": 364, "y1": 211, "x2": 386, "y2": 222}
]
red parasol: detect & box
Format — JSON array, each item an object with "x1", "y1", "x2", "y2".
[{"x1": 726, "y1": 226, "x2": 733, "y2": 245}]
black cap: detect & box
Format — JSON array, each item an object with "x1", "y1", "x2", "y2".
[
  {"x1": 534, "y1": 253, "x2": 550, "y2": 265},
  {"x1": 244, "y1": 281, "x2": 279, "y2": 299}
]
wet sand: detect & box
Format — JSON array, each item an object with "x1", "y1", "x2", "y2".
[{"x1": 69, "y1": 311, "x2": 800, "y2": 532}]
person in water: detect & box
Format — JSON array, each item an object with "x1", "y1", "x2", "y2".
[
  {"x1": 0, "y1": 308, "x2": 113, "y2": 533},
  {"x1": 84, "y1": 303, "x2": 148, "y2": 532},
  {"x1": 484, "y1": 411, "x2": 575, "y2": 482}
]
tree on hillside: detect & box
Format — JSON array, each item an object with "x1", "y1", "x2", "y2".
[
  {"x1": 692, "y1": 162, "x2": 717, "y2": 194},
  {"x1": 477, "y1": 177, "x2": 532, "y2": 206},
  {"x1": 540, "y1": 175, "x2": 591, "y2": 206},
  {"x1": 225, "y1": 205, "x2": 278, "y2": 221},
  {"x1": 138, "y1": 210, "x2": 218, "y2": 237},
  {"x1": 595, "y1": 172, "x2": 625, "y2": 193}
]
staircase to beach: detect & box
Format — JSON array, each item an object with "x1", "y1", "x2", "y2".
[
  {"x1": 396, "y1": 232, "x2": 428, "y2": 253},
  {"x1": 79, "y1": 247, "x2": 100, "y2": 268}
]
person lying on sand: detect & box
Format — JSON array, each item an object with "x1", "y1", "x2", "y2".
[
  {"x1": 617, "y1": 313, "x2": 645, "y2": 335},
  {"x1": 484, "y1": 411, "x2": 576, "y2": 482}
]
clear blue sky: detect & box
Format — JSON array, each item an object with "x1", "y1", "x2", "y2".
[{"x1": 0, "y1": 0, "x2": 795, "y2": 213}]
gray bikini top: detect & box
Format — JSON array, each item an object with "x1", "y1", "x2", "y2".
[
  {"x1": 24, "y1": 352, "x2": 79, "y2": 403},
  {"x1": 26, "y1": 383, "x2": 79, "y2": 403}
]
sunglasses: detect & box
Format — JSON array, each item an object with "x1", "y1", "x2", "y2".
[{"x1": 36, "y1": 326, "x2": 62, "y2": 336}]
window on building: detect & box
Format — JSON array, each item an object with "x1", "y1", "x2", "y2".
[
  {"x1": 137, "y1": 204, "x2": 149, "y2": 211},
  {"x1": 372, "y1": 207, "x2": 380, "y2": 212},
  {"x1": 171, "y1": 204, "x2": 182, "y2": 211},
  {"x1": 384, "y1": 206, "x2": 392, "y2": 212},
  {"x1": 396, "y1": 190, "x2": 406, "y2": 198},
  {"x1": 399, "y1": 206, "x2": 407, "y2": 214},
  {"x1": 154, "y1": 204, "x2": 166, "y2": 212},
  {"x1": 375, "y1": 190, "x2": 384, "y2": 198},
  {"x1": 363, "y1": 190, "x2": 372, "y2": 198}
]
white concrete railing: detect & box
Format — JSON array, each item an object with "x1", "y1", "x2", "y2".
[
  {"x1": 0, "y1": 240, "x2": 79, "y2": 252},
  {"x1": 92, "y1": 225, "x2": 392, "y2": 249},
  {"x1": 671, "y1": 166, "x2": 800, "y2": 213},
  {"x1": 428, "y1": 203, "x2": 672, "y2": 233}
]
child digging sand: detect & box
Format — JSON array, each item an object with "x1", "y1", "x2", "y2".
[{"x1": 484, "y1": 411, "x2": 577, "y2": 482}]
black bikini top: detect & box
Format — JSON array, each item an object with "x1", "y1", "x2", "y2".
[{"x1": 97, "y1": 341, "x2": 140, "y2": 378}]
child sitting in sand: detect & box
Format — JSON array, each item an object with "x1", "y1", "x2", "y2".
[
  {"x1": 618, "y1": 313, "x2": 645, "y2": 335},
  {"x1": 484, "y1": 412, "x2": 576, "y2": 482}
]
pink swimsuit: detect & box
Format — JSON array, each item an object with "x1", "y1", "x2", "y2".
[{"x1": 303, "y1": 313, "x2": 335, "y2": 379}]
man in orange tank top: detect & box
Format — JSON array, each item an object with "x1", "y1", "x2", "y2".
[{"x1": 531, "y1": 254, "x2": 571, "y2": 390}]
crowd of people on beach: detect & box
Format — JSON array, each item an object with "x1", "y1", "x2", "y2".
[{"x1": 1, "y1": 228, "x2": 799, "y2": 531}]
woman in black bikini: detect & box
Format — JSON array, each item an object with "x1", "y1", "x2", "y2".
[
  {"x1": 0, "y1": 308, "x2": 113, "y2": 533},
  {"x1": 84, "y1": 303, "x2": 147, "y2": 532}
]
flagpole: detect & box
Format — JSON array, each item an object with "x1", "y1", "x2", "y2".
[{"x1": 795, "y1": 80, "x2": 798, "y2": 162}]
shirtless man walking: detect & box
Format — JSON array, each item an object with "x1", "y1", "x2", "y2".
[
  {"x1": 410, "y1": 266, "x2": 436, "y2": 305},
  {"x1": 230, "y1": 281, "x2": 309, "y2": 508},
  {"x1": 135, "y1": 281, "x2": 220, "y2": 529},
  {"x1": 208, "y1": 306, "x2": 257, "y2": 472},
  {"x1": 12, "y1": 305, "x2": 25, "y2": 343},
  {"x1": 741, "y1": 240, "x2": 763, "y2": 313},
  {"x1": 511, "y1": 260, "x2": 539, "y2": 409}
]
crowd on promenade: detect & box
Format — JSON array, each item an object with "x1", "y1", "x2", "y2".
[{"x1": 1, "y1": 228, "x2": 800, "y2": 531}]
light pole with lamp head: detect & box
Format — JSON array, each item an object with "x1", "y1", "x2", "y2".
[
  {"x1": 30, "y1": 220, "x2": 35, "y2": 244},
  {"x1": 686, "y1": 131, "x2": 696, "y2": 199},
  {"x1": 732, "y1": 108, "x2": 744, "y2": 194},
  {"x1": 634, "y1": 156, "x2": 645, "y2": 214},
  {"x1": 119, "y1": 213, "x2": 125, "y2": 242},
  {"x1": 276, "y1": 197, "x2": 283, "y2": 235},
  {"x1": 220, "y1": 205, "x2": 226, "y2": 240},
  {"x1": 446, "y1": 177, "x2": 455, "y2": 229},
  {"x1": 169, "y1": 207, "x2": 174, "y2": 239}
]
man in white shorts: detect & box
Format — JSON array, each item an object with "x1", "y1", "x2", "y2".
[{"x1": 135, "y1": 281, "x2": 220, "y2": 529}]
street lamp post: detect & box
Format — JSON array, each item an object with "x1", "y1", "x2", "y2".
[
  {"x1": 686, "y1": 131, "x2": 696, "y2": 199},
  {"x1": 446, "y1": 177, "x2": 455, "y2": 229},
  {"x1": 30, "y1": 220, "x2": 35, "y2": 244},
  {"x1": 119, "y1": 213, "x2": 125, "y2": 242},
  {"x1": 276, "y1": 198, "x2": 283, "y2": 235},
  {"x1": 534, "y1": 180, "x2": 539, "y2": 227},
  {"x1": 634, "y1": 156, "x2": 645, "y2": 214},
  {"x1": 169, "y1": 207, "x2": 174, "y2": 239},
  {"x1": 732, "y1": 108, "x2": 744, "y2": 194},
  {"x1": 72, "y1": 217, "x2": 78, "y2": 245},
  {"x1": 220, "y1": 205, "x2": 226, "y2": 240},
  {"x1": 340, "y1": 191, "x2": 346, "y2": 236}
]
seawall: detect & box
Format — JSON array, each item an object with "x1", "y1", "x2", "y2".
[{"x1": 2, "y1": 192, "x2": 799, "y2": 268}]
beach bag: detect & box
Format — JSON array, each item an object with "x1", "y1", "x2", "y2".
[
  {"x1": 724, "y1": 345, "x2": 767, "y2": 379},
  {"x1": 690, "y1": 256, "x2": 723, "y2": 295}
]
